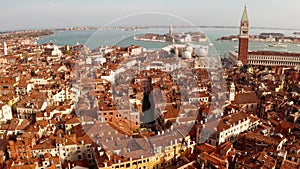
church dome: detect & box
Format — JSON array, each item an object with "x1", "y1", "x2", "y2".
[
  {"x1": 195, "y1": 46, "x2": 208, "y2": 57},
  {"x1": 182, "y1": 51, "x2": 192, "y2": 59},
  {"x1": 184, "y1": 44, "x2": 193, "y2": 53}
]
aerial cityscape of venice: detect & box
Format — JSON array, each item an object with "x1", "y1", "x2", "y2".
[{"x1": 0, "y1": 0, "x2": 300, "y2": 169}]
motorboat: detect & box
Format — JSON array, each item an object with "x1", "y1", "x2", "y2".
[{"x1": 268, "y1": 42, "x2": 287, "y2": 48}]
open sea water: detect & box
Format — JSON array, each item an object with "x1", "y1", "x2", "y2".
[{"x1": 38, "y1": 27, "x2": 300, "y2": 58}]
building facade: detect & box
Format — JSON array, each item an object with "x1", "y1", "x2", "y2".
[{"x1": 247, "y1": 51, "x2": 300, "y2": 67}]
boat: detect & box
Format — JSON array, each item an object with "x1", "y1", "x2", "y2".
[
  {"x1": 296, "y1": 44, "x2": 300, "y2": 47},
  {"x1": 268, "y1": 42, "x2": 287, "y2": 48},
  {"x1": 123, "y1": 27, "x2": 138, "y2": 31},
  {"x1": 293, "y1": 32, "x2": 300, "y2": 35}
]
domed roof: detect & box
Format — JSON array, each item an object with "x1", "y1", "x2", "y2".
[
  {"x1": 195, "y1": 46, "x2": 209, "y2": 57},
  {"x1": 184, "y1": 44, "x2": 193, "y2": 53},
  {"x1": 182, "y1": 51, "x2": 192, "y2": 59}
]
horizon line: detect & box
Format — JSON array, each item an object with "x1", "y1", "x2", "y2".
[{"x1": 1, "y1": 25, "x2": 300, "y2": 33}]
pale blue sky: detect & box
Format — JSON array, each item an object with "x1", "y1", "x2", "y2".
[{"x1": 1, "y1": 0, "x2": 300, "y2": 30}]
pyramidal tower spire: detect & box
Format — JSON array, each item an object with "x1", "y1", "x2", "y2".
[{"x1": 241, "y1": 5, "x2": 249, "y2": 23}]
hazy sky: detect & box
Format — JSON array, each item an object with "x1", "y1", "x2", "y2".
[{"x1": 1, "y1": 0, "x2": 300, "y2": 31}]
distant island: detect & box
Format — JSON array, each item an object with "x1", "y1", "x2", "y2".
[
  {"x1": 2, "y1": 25, "x2": 300, "y2": 34},
  {"x1": 217, "y1": 32, "x2": 300, "y2": 44},
  {"x1": 134, "y1": 32, "x2": 208, "y2": 43},
  {"x1": 134, "y1": 26, "x2": 208, "y2": 43},
  {"x1": 0, "y1": 30, "x2": 53, "y2": 41}
]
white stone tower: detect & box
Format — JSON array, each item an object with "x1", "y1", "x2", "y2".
[
  {"x1": 3, "y1": 41, "x2": 7, "y2": 56},
  {"x1": 229, "y1": 82, "x2": 235, "y2": 101},
  {"x1": 169, "y1": 25, "x2": 173, "y2": 37}
]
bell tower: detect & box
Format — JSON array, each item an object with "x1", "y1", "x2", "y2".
[
  {"x1": 238, "y1": 5, "x2": 249, "y2": 65},
  {"x1": 3, "y1": 41, "x2": 7, "y2": 56},
  {"x1": 229, "y1": 82, "x2": 235, "y2": 101},
  {"x1": 169, "y1": 25, "x2": 173, "y2": 37}
]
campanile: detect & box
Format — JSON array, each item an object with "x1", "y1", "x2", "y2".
[{"x1": 238, "y1": 6, "x2": 249, "y2": 65}]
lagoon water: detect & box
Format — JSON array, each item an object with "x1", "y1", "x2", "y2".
[{"x1": 38, "y1": 27, "x2": 300, "y2": 58}]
